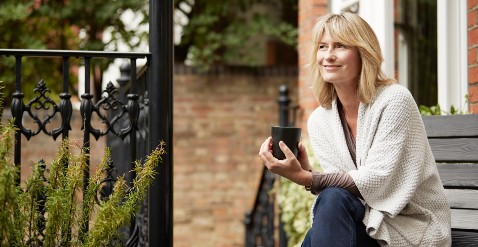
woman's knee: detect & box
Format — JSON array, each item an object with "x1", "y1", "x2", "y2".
[
  {"x1": 318, "y1": 187, "x2": 352, "y2": 204},
  {"x1": 313, "y1": 187, "x2": 364, "y2": 221}
]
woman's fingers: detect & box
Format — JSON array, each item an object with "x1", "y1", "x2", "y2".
[
  {"x1": 259, "y1": 137, "x2": 272, "y2": 155},
  {"x1": 298, "y1": 141, "x2": 306, "y2": 152},
  {"x1": 259, "y1": 137, "x2": 277, "y2": 165},
  {"x1": 297, "y1": 141, "x2": 312, "y2": 171},
  {"x1": 297, "y1": 141, "x2": 308, "y2": 159},
  {"x1": 279, "y1": 141, "x2": 296, "y2": 159}
]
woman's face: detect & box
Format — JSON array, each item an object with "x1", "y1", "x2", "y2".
[{"x1": 316, "y1": 32, "x2": 361, "y2": 88}]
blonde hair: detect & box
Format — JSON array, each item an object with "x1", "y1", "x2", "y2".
[{"x1": 309, "y1": 12, "x2": 395, "y2": 108}]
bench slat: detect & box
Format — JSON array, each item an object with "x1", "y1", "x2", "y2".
[
  {"x1": 451, "y1": 209, "x2": 478, "y2": 230},
  {"x1": 437, "y1": 163, "x2": 478, "y2": 188},
  {"x1": 423, "y1": 116, "x2": 478, "y2": 244},
  {"x1": 451, "y1": 230, "x2": 478, "y2": 247},
  {"x1": 445, "y1": 189, "x2": 478, "y2": 209},
  {"x1": 429, "y1": 138, "x2": 478, "y2": 162},
  {"x1": 423, "y1": 115, "x2": 478, "y2": 137}
]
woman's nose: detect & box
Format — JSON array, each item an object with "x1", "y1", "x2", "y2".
[{"x1": 325, "y1": 51, "x2": 337, "y2": 61}]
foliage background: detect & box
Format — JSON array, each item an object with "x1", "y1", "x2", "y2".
[
  {"x1": 174, "y1": 0, "x2": 298, "y2": 69},
  {"x1": 0, "y1": 0, "x2": 148, "y2": 104}
]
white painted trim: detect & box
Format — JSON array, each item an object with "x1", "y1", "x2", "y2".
[
  {"x1": 330, "y1": 0, "x2": 360, "y2": 14},
  {"x1": 330, "y1": 0, "x2": 343, "y2": 14},
  {"x1": 359, "y1": 0, "x2": 394, "y2": 77},
  {"x1": 437, "y1": 0, "x2": 468, "y2": 113},
  {"x1": 339, "y1": 0, "x2": 359, "y2": 13},
  {"x1": 460, "y1": 0, "x2": 468, "y2": 112},
  {"x1": 398, "y1": 32, "x2": 409, "y2": 89}
]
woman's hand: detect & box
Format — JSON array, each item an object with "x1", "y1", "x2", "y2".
[
  {"x1": 297, "y1": 141, "x2": 313, "y2": 172},
  {"x1": 258, "y1": 137, "x2": 312, "y2": 186}
]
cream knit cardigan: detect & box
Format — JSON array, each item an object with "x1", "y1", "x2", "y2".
[{"x1": 307, "y1": 84, "x2": 451, "y2": 246}]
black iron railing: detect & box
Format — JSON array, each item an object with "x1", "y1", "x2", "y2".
[
  {"x1": 0, "y1": 49, "x2": 149, "y2": 245},
  {"x1": 0, "y1": 1, "x2": 173, "y2": 245},
  {"x1": 245, "y1": 167, "x2": 276, "y2": 247},
  {"x1": 245, "y1": 85, "x2": 298, "y2": 247},
  {"x1": 109, "y1": 62, "x2": 151, "y2": 245}
]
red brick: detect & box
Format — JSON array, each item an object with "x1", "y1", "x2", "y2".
[
  {"x1": 468, "y1": 27, "x2": 478, "y2": 45},
  {"x1": 469, "y1": 66, "x2": 478, "y2": 84},
  {"x1": 469, "y1": 10, "x2": 478, "y2": 27},
  {"x1": 469, "y1": 47, "x2": 478, "y2": 64},
  {"x1": 469, "y1": 103, "x2": 478, "y2": 114},
  {"x1": 469, "y1": 0, "x2": 478, "y2": 10},
  {"x1": 469, "y1": 84, "x2": 478, "y2": 103}
]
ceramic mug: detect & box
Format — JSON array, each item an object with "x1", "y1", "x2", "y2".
[{"x1": 271, "y1": 126, "x2": 301, "y2": 160}]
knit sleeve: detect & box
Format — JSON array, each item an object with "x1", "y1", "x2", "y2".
[{"x1": 348, "y1": 89, "x2": 428, "y2": 218}]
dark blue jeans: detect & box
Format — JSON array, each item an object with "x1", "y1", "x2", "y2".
[{"x1": 301, "y1": 187, "x2": 380, "y2": 247}]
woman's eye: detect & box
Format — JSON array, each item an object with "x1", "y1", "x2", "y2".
[
  {"x1": 318, "y1": 44, "x2": 327, "y2": 50},
  {"x1": 337, "y1": 43, "x2": 346, "y2": 48}
]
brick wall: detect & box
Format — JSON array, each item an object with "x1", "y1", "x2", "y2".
[
  {"x1": 173, "y1": 65, "x2": 297, "y2": 247},
  {"x1": 469, "y1": 0, "x2": 478, "y2": 113}
]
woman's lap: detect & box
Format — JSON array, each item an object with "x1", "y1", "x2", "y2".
[{"x1": 301, "y1": 187, "x2": 380, "y2": 247}]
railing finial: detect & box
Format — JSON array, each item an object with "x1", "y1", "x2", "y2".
[{"x1": 117, "y1": 62, "x2": 131, "y2": 87}]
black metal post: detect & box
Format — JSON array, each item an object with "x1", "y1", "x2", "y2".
[
  {"x1": 59, "y1": 56, "x2": 72, "y2": 140},
  {"x1": 148, "y1": 0, "x2": 173, "y2": 246},
  {"x1": 79, "y1": 57, "x2": 92, "y2": 236},
  {"x1": 128, "y1": 58, "x2": 139, "y2": 238},
  {"x1": 12, "y1": 55, "x2": 23, "y2": 183},
  {"x1": 278, "y1": 85, "x2": 291, "y2": 127},
  {"x1": 277, "y1": 85, "x2": 290, "y2": 247}
]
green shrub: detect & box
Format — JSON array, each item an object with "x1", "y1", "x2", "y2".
[{"x1": 0, "y1": 117, "x2": 166, "y2": 246}]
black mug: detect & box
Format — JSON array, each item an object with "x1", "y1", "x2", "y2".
[{"x1": 271, "y1": 126, "x2": 301, "y2": 160}]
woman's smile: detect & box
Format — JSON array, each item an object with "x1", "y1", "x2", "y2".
[{"x1": 323, "y1": 64, "x2": 342, "y2": 71}]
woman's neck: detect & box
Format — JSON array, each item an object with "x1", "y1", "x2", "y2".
[
  {"x1": 336, "y1": 85, "x2": 359, "y2": 141},
  {"x1": 335, "y1": 86, "x2": 359, "y2": 118}
]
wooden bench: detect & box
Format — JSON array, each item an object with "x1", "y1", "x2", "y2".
[{"x1": 423, "y1": 114, "x2": 478, "y2": 246}]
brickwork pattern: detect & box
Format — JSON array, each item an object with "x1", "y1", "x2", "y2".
[{"x1": 469, "y1": 0, "x2": 478, "y2": 113}]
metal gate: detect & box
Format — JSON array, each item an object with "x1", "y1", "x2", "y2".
[{"x1": 0, "y1": 0, "x2": 173, "y2": 246}]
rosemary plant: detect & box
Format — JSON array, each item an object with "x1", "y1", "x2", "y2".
[{"x1": 0, "y1": 112, "x2": 166, "y2": 246}]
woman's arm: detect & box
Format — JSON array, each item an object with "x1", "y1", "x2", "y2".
[{"x1": 307, "y1": 172, "x2": 362, "y2": 198}]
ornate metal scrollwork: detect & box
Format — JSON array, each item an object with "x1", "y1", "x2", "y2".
[
  {"x1": 26, "y1": 80, "x2": 59, "y2": 137},
  {"x1": 51, "y1": 92, "x2": 72, "y2": 140},
  {"x1": 81, "y1": 82, "x2": 139, "y2": 141},
  {"x1": 25, "y1": 159, "x2": 48, "y2": 246},
  {"x1": 11, "y1": 90, "x2": 32, "y2": 139},
  {"x1": 136, "y1": 197, "x2": 149, "y2": 247},
  {"x1": 245, "y1": 169, "x2": 276, "y2": 247},
  {"x1": 96, "y1": 157, "x2": 117, "y2": 204},
  {"x1": 11, "y1": 80, "x2": 72, "y2": 140}
]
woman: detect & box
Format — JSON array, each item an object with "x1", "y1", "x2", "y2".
[{"x1": 258, "y1": 13, "x2": 451, "y2": 246}]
